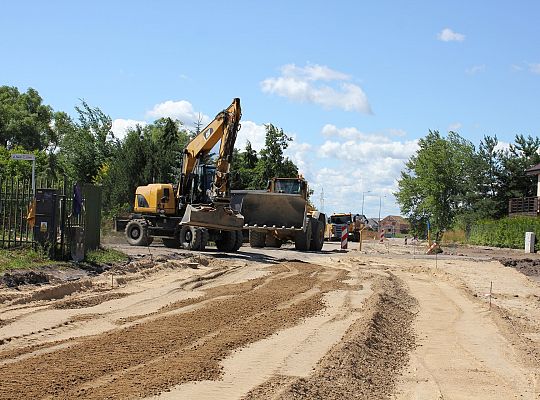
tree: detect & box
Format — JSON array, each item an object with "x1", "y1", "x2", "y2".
[
  {"x1": 396, "y1": 131, "x2": 477, "y2": 241},
  {"x1": 59, "y1": 101, "x2": 116, "y2": 183},
  {"x1": 497, "y1": 134, "x2": 540, "y2": 205},
  {"x1": 0, "y1": 86, "x2": 53, "y2": 151},
  {"x1": 255, "y1": 124, "x2": 298, "y2": 187}
]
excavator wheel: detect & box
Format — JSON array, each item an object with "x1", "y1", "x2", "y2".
[
  {"x1": 249, "y1": 231, "x2": 266, "y2": 248},
  {"x1": 216, "y1": 230, "x2": 237, "y2": 252},
  {"x1": 232, "y1": 230, "x2": 243, "y2": 251},
  {"x1": 309, "y1": 218, "x2": 324, "y2": 251},
  {"x1": 179, "y1": 225, "x2": 202, "y2": 250},
  {"x1": 125, "y1": 219, "x2": 153, "y2": 246},
  {"x1": 294, "y1": 219, "x2": 312, "y2": 251},
  {"x1": 266, "y1": 235, "x2": 282, "y2": 248}
]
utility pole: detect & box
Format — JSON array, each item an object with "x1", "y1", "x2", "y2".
[
  {"x1": 320, "y1": 187, "x2": 325, "y2": 213},
  {"x1": 378, "y1": 194, "x2": 386, "y2": 235},
  {"x1": 361, "y1": 190, "x2": 370, "y2": 216}
]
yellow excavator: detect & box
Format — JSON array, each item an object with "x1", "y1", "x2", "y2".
[{"x1": 123, "y1": 98, "x2": 244, "y2": 251}]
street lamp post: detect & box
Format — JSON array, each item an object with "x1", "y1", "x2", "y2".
[
  {"x1": 361, "y1": 191, "x2": 370, "y2": 217},
  {"x1": 378, "y1": 194, "x2": 386, "y2": 236}
]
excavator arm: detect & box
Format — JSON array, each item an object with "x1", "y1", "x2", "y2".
[
  {"x1": 178, "y1": 98, "x2": 241, "y2": 202},
  {"x1": 178, "y1": 98, "x2": 244, "y2": 231}
]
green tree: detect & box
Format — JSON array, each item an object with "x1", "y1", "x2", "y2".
[
  {"x1": 255, "y1": 124, "x2": 298, "y2": 187},
  {"x1": 396, "y1": 130, "x2": 477, "y2": 241},
  {"x1": 497, "y1": 134, "x2": 540, "y2": 205},
  {"x1": 0, "y1": 86, "x2": 53, "y2": 151},
  {"x1": 59, "y1": 101, "x2": 116, "y2": 183}
]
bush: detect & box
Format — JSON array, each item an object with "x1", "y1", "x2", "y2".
[{"x1": 468, "y1": 216, "x2": 540, "y2": 251}]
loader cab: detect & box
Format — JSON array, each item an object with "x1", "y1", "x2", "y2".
[
  {"x1": 329, "y1": 213, "x2": 353, "y2": 225},
  {"x1": 269, "y1": 178, "x2": 307, "y2": 198}
]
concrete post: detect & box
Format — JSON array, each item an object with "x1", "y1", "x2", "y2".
[{"x1": 525, "y1": 232, "x2": 536, "y2": 253}]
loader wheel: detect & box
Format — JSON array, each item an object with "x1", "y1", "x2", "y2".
[
  {"x1": 266, "y1": 235, "x2": 282, "y2": 248},
  {"x1": 309, "y1": 218, "x2": 324, "y2": 251},
  {"x1": 216, "y1": 230, "x2": 237, "y2": 252},
  {"x1": 162, "y1": 236, "x2": 181, "y2": 248},
  {"x1": 179, "y1": 225, "x2": 202, "y2": 250},
  {"x1": 125, "y1": 219, "x2": 153, "y2": 246},
  {"x1": 249, "y1": 231, "x2": 266, "y2": 248},
  {"x1": 295, "y1": 219, "x2": 312, "y2": 251},
  {"x1": 196, "y1": 228, "x2": 209, "y2": 251},
  {"x1": 232, "y1": 230, "x2": 243, "y2": 251}
]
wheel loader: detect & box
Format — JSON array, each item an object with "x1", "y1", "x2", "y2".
[
  {"x1": 231, "y1": 177, "x2": 326, "y2": 251},
  {"x1": 123, "y1": 98, "x2": 244, "y2": 252}
]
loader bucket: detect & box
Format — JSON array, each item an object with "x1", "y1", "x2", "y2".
[
  {"x1": 181, "y1": 204, "x2": 244, "y2": 231},
  {"x1": 235, "y1": 192, "x2": 307, "y2": 230}
]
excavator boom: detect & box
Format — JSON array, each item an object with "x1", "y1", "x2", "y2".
[{"x1": 179, "y1": 98, "x2": 243, "y2": 230}]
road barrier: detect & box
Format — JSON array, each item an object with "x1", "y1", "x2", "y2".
[{"x1": 341, "y1": 225, "x2": 348, "y2": 249}]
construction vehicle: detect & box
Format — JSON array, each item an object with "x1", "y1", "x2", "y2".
[
  {"x1": 231, "y1": 177, "x2": 326, "y2": 251},
  {"x1": 123, "y1": 98, "x2": 244, "y2": 252},
  {"x1": 326, "y1": 213, "x2": 366, "y2": 242}
]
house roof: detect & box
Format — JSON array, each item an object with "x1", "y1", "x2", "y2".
[
  {"x1": 381, "y1": 215, "x2": 409, "y2": 225},
  {"x1": 526, "y1": 163, "x2": 540, "y2": 176}
]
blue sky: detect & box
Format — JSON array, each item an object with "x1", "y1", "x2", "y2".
[{"x1": 2, "y1": 1, "x2": 539, "y2": 218}]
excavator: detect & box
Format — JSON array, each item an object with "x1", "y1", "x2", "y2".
[{"x1": 123, "y1": 98, "x2": 244, "y2": 252}]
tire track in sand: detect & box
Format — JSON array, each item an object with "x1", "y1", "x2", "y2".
[{"x1": 0, "y1": 262, "x2": 346, "y2": 400}]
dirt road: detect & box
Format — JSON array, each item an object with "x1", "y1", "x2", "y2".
[{"x1": 0, "y1": 240, "x2": 538, "y2": 399}]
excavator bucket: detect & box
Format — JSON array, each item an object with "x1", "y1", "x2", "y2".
[
  {"x1": 181, "y1": 204, "x2": 244, "y2": 231},
  {"x1": 233, "y1": 192, "x2": 307, "y2": 230}
]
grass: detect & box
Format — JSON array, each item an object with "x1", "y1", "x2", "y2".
[
  {"x1": 0, "y1": 247, "x2": 56, "y2": 273},
  {"x1": 85, "y1": 248, "x2": 129, "y2": 265}
]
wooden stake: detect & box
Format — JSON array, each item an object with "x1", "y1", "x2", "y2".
[
  {"x1": 111, "y1": 273, "x2": 114, "y2": 289},
  {"x1": 489, "y1": 281, "x2": 492, "y2": 310}
]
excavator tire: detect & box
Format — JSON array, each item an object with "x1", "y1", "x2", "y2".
[
  {"x1": 216, "y1": 230, "x2": 237, "y2": 252},
  {"x1": 266, "y1": 235, "x2": 282, "y2": 248},
  {"x1": 232, "y1": 230, "x2": 243, "y2": 251},
  {"x1": 249, "y1": 231, "x2": 266, "y2": 248},
  {"x1": 294, "y1": 219, "x2": 312, "y2": 251},
  {"x1": 162, "y1": 236, "x2": 181, "y2": 248},
  {"x1": 125, "y1": 219, "x2": 153, "y2": 246},
  {"x1": 179, "y1": 225, "x2": 202, "y2": 250},
  {"x1": 309, "y1": 218, "x2": 324, "y2": 251}
]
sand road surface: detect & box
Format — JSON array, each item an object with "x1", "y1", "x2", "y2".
[{"x1": 0, "y1": 240, "x2": 538, "y2": 399}]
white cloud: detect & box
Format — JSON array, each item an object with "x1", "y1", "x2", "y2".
[
  {"x1": 261, "y1": 63, "x2": 372, "y2": 114},
  {"x1": 236, "y1": 120, "x2": 267, "y2": 152},
  {"x1": 448, "y1": 122, "x2": 462, "y2": 131},
  {"x1": 321, "y1": 124, "x2": 390, "y2": 143},
  {"x1": 387, "y1": 128, "x2": 407, "y2": 137},
  {"x1": 317, "y1": 139, "x2": 418, "y2": 161},
  {"x1": 437, "y1": 28, "x2": 465, "y2": 42},
  {"x1": 528, "y1": 63, "x2": 540, "y2": 74},
  {"x1": 111, "y1": 119, "x2": 147, "y2": 139},
  {"x1": 466, "y1": 64, "x2": 485, "y2": 74},
  {"x1": 494, "y1": 141, "x2": 511, "y2": 153},
  {"x1": 511, "y1": 64, "x2": 524, "y2": 72},
  {"x1": 307, "y1": 124, "x2": 419, "y2": 216},
  {"x1": 147, "y1": 100, "x2": 210, "y2": 128}
]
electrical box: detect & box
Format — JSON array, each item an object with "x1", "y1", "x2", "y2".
[{"x1": 33, "y1": 189, "x2": 58, "y2": 252}]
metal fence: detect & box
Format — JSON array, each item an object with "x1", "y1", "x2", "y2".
[{"x1": 0, "y1": 177, "x2": 98, "y2": 260}]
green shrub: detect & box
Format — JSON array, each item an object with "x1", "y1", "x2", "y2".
[{"x1": 468, "y1": 216, "x2": 540, "y2": 251}]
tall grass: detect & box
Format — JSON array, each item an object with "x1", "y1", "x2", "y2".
[{"x1": 468, "y1": 216, "x2": 540, "y2": 251}]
